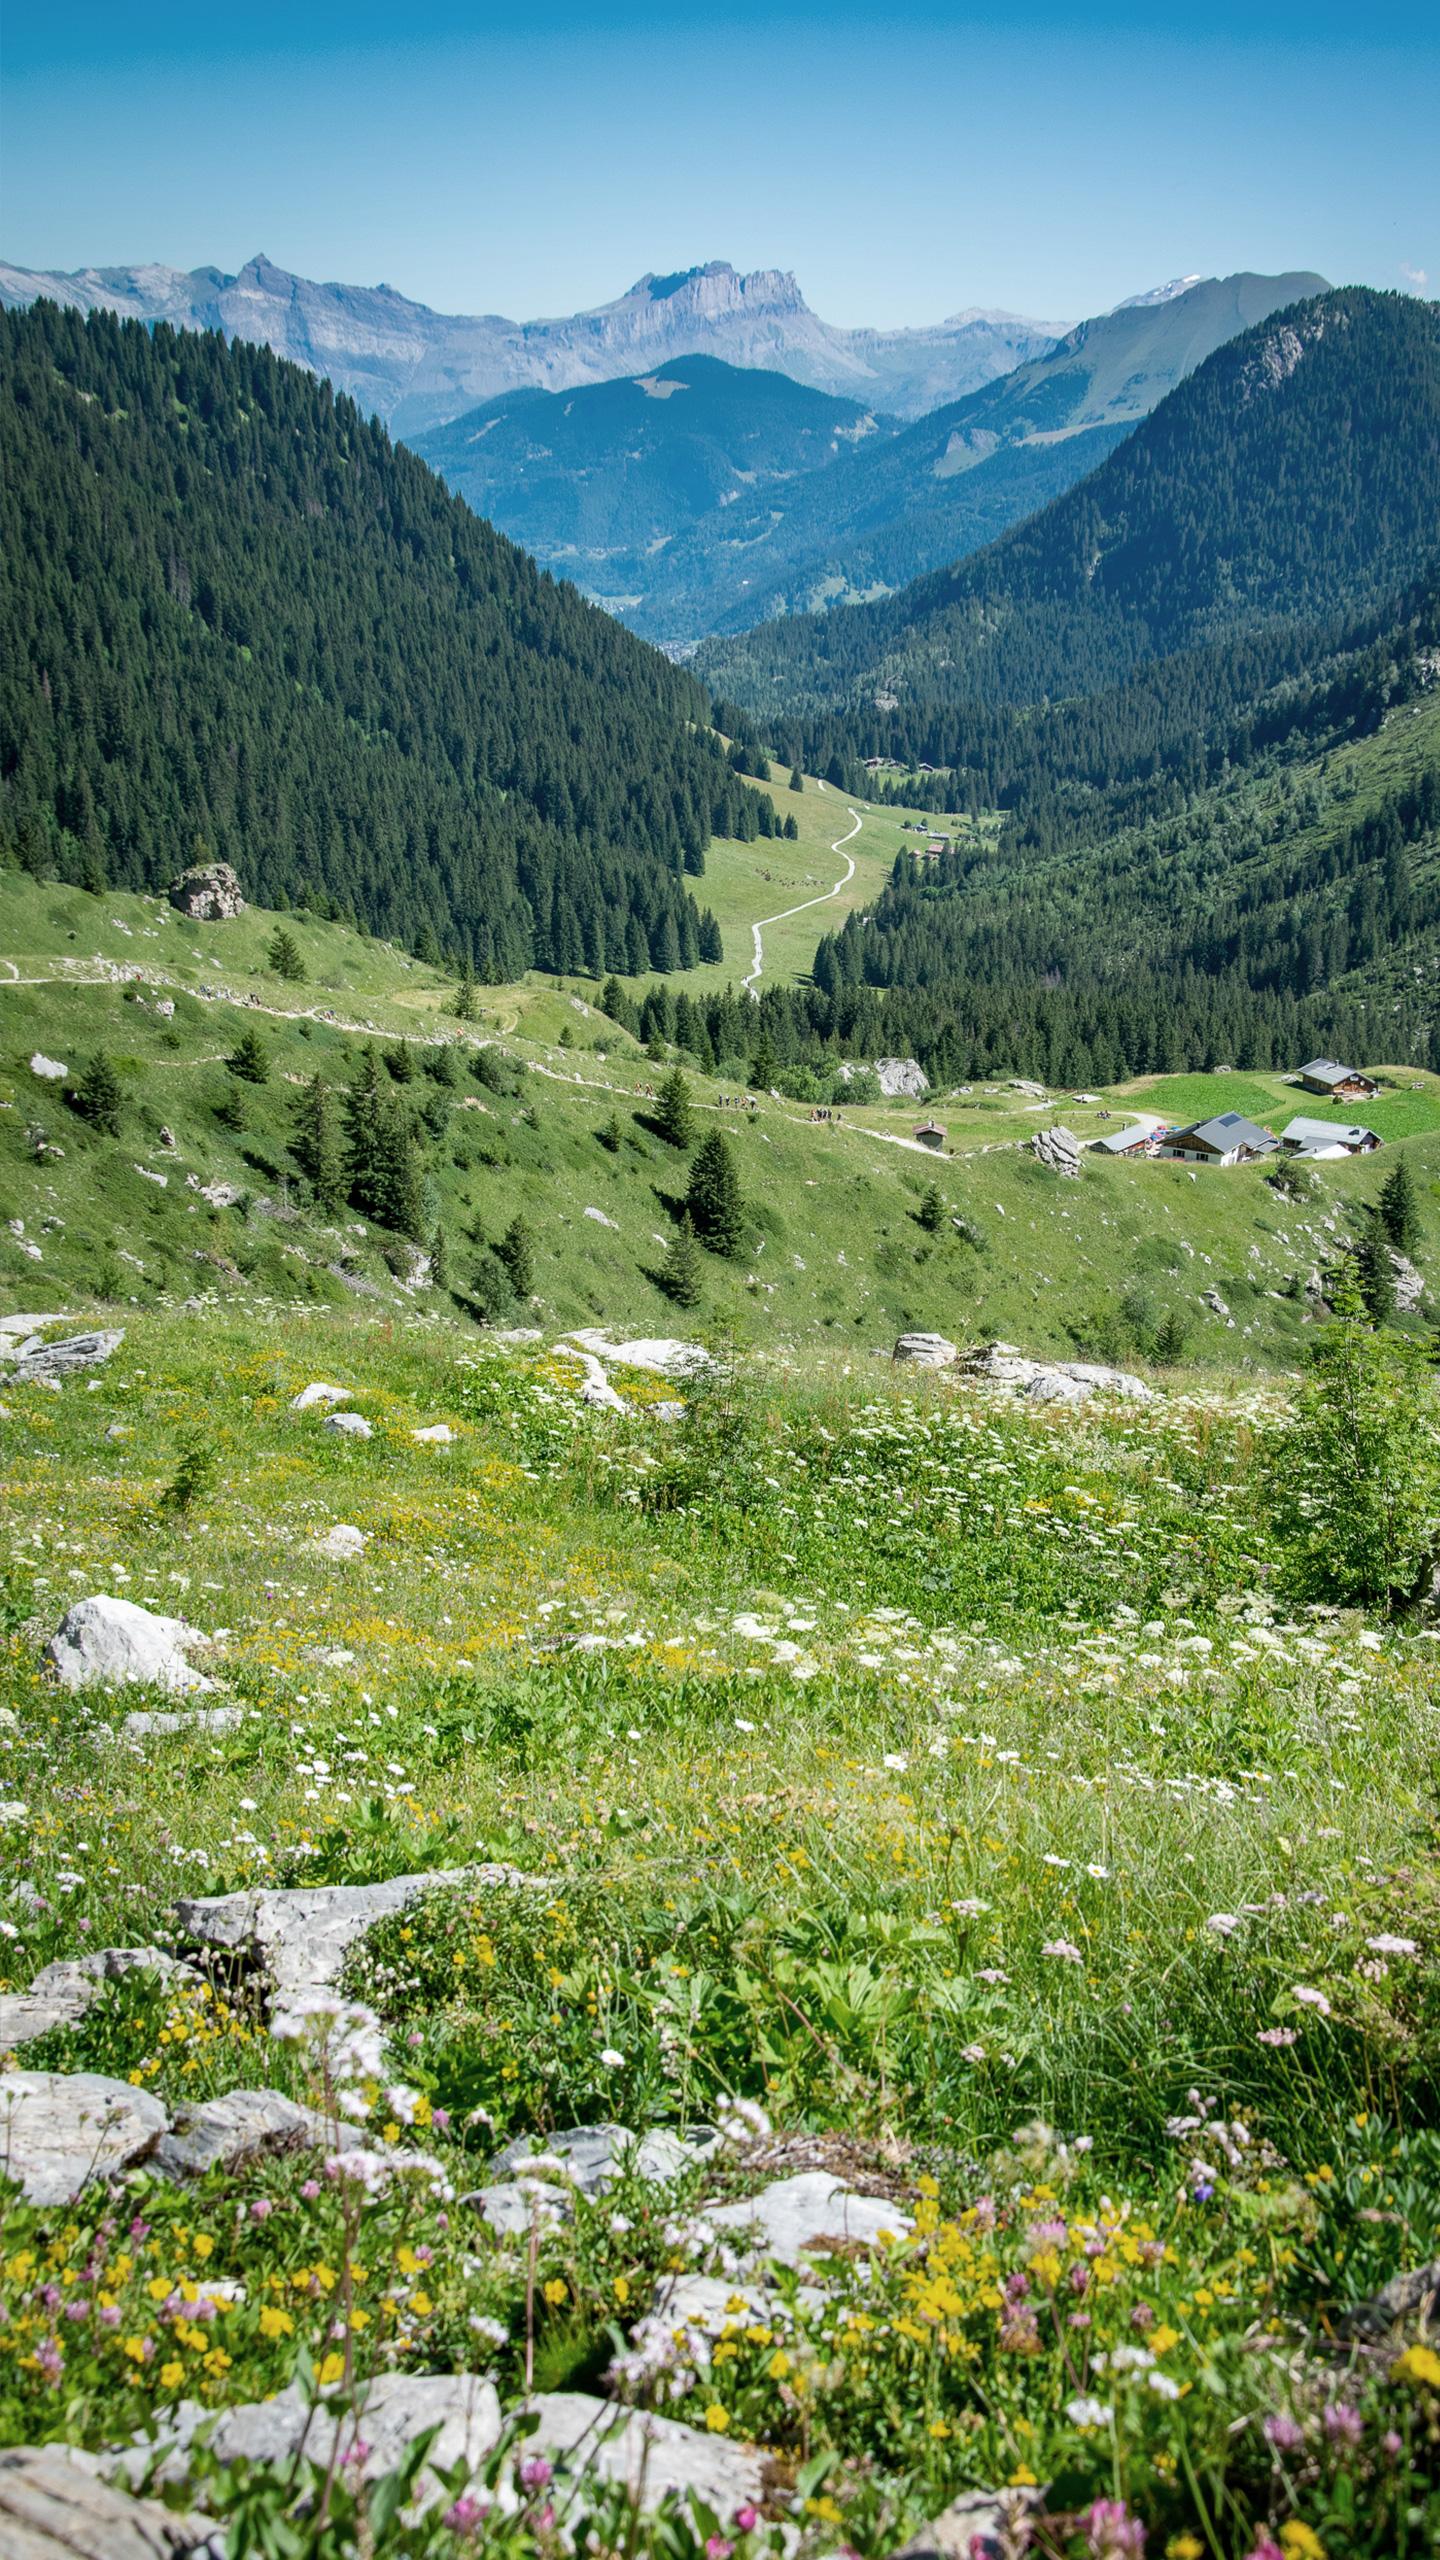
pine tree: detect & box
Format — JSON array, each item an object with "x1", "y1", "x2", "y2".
[
  {"x1": 789, "y1": 764, "x2": 804, "y2": 794},
  {"x1": 429, "y1": 1220, "x2": 450, "y2": 1290},
  {"x1": 686, "y1": 1130, "x2": 746, "y2": 1258},
  {"x1": 496, "y1": 1215, "x2": 535, "y2": 1298},
  {"x1": 917, "y1": 1183, "x2": 945, "y2": 1232},
  {"x1": 70, "y1": 1051, "x2": 122, "y2": 1135},
  {"x1": 292, "y1": 1073, "x2": 345, "y2": 1211},
  {"x1": 384, "y1": 1040, "x2": 414, "y2": 1083},
  {"x1": 655, "y1": 1067, "x2": 695, "y2": 1149},
  {"x1": 344, "y1": 1046, "x2": 387, "y2": 1214},
  {"x1": 214, "y1": 1081, "x2": 247, "y2": 1134},
  {"x1": 1355, "y1": 1217, "x2": 1397, "y2": 1326},
  {"x1": 268, "y1": 925, "x2": 307, "y2": 982},
  {"x1": 455, "y1": 963, "x2": 475, "y2": 1023},
  {"x1": 698, "y1": 911, "x2": 724, "y2": 965},
  {"x1": 1377, "y1": 1157, "x2": 1421, "y2": 1254},
  {"x1": 660, "y1": 1214, "x2": 704, "y2": 1309},
  {"x1": 599, "y1": 1111, "x2": 623, "y2": 1153},
  {"x1": 750, "y1": 1028, "x2": 777, "y2": 1091},
  {"x1": 228, "y1": 1026, "x2": 270, "y2": 1084},
  {"x1": 374, "y1": 1106, "x2": 427, "y2": 1240}
]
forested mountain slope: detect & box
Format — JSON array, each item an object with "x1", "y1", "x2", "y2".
[
  {"x1": 0, "y1": 302, "x2": 774, "y2": 977},
  {"x1": 412, "y1": 357, "x2": 892, "y2": 621},
  {"x1": 644, "y1": 270, "x2": 1327, "y2": 642},
  {"x1": 699, "y1": 288, "x2": 1440, "y2": 745}
]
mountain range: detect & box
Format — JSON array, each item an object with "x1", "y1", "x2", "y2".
[
  {"x1": 0, "y1": 252, "x2": 1060, "y2": 433},
  {"x1": 413, "y1": 271, "x2": 1329, "y2": 645}
]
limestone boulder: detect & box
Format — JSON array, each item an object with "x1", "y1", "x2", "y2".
[
  {"x1": 1031, "y1": 1124, "x2": 1082, "y2": 1177},
  {"x1": 524, "y1": 2392, "x2": 772, "y2": 2517},
  {"x1": 562, "y1": 1330, "x2": 714, "y2": 1379},
  {"x1": 168, "y1": 862, "x2": 245, "y2": 921},
  {"x1": 153, "y1": 2087, "x2": 362, "y2": 2179},
  {"x1": 0, "y1": 2445, "x2": 218, "y2": 2560},
  {"x1": 486, "y1": 2121, "x2": 718, "y2": 2199},
  {"x1": 892, "y1": 1333, "x2": 958, "y2": 1368},
  {"x1": 957, "y1": 1341, "x2": 1155, "y2": 1403},
  {"x1": 45, "y1": 1597, "x2": 215, "y2": 1694},
  {"x1": 176, "y1": 1866, "x2": 527, "y2": 2024},
  {"x1": 6, "y1": 1330, "x2": 124, "y2": 1381},
  {"x1": 708, "y1": 2169, "x2": 912, "y2": 2268},
  {"x1": 322, "y1": 1410, "x2": 372, "y2": 1439},
  {"x1": 0, "y1": 2070, "x2": 168, "y2": 2204}
]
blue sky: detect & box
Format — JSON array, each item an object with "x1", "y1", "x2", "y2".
[{"x1": 4, "y1": 2, "x2": 1436, "y2": 327}]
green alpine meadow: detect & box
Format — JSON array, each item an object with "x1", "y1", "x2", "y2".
[{"x1": 3, "y1": 45, "x2": 1440, "y2": 2559}]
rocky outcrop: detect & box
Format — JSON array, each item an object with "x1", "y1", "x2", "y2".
[
  {"x1": 45, "y1": 1597, "x2": 215, "y2": 1694},
  {"x1": 708, "y1": 2168, "x2": 913, "y2": 2266},
  {"x1": 167, "y1": 862, "x2": 245, "y2": 920},
  {"x1": 3, "y1": 1329, "x2": 123, "y2": 1381},
  {"x1": 561, "y1": 1330, "x2": 713, "y2": 1378},
  {"x1": 1031, "y1": 1124, "x2": 1083, "y2": 1176},
  {"x1": 175, "y1": 1867, "x2": 530, "y2": 2025},
  {"x1": 0, "y1": 1945, "x2": 199, "y2": 2048},
  {"x1": 153, "y1": 2088, "x2": 360, "y2": 2180},
  {"x1": 957, "y1": 1341, "x2": 1157, "y2": 1402},
  {"x1": 892, "y1": 1332, "x2": 958, "y2": 1368},
  {"x1": 0, "y1": 2071, "x2": 168, "y2": 2203},
  {"x1": 871, "y1": 1057, "x2": 930, "y2": 1100},
  {"x1": 523, "y1": 2391, "x2": 771, "y2": 2517}
]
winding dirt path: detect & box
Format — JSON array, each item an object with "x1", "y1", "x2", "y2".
[{"x1": 741, "y1": 806, "x2": 862, "y2": 998}]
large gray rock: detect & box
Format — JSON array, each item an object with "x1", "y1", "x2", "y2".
[
  {"x1": 486, "y1": 2122, "x2": 718, "y2": 2198},
  {"x1": 322, "y1": 1410, "x2": 373, "y2": 1439},
  {"x1": 118, "y1": 2373, "x2": 501, "y2": 2504},
  {"x1": 176, "y1": 1866, "x2": 528, "y2": 2024},
  {"x1": 892, "y1": 1333, "x2": 958, "y2": 1368},
  {"x1": 1031, "y1": 1124, "x2": 1083, "y2": 1177},
  {"x1": 168, "y1": 862, "x2": 245, "y2": 920},
  {"x1": 871, "y1": 1058, "x2": 930, "y2": 1100},
  {"x1": 0, "y1": 2071, "x2": 168, "y2": 2203},
  {"x1": 6, "y1": 1330, "x2": 124, "y2": 1382},
  {"x1": 290, "y1": 1381, "x2": 351, "y2": 1412},
  {"x1": 1391, "y1": 1251, "x2": 1424, "y2": 1313},
  {"x1": 562, "y1": 1330, "x2": 715, "y2": 1380},
  {"x1": 0, "y1": 1945, "x2": 202, "y2": 2047},
  {"x1": 524, "y1": 2392, "x2": 771, "y2": 2516},
  {"x1": 45, "y1": 1596, "x2": 215, "y2": 1694},
  {"x1": 0, "y1": 2445, "x2": 218, "y2": 2560},
  {"x1": 957, "y1": 1341, "x2": 1156, "y2": 1403},
  {"x1": 708, "y1": 2169, "x2": 913, "y2": 2268},
  {"x1": 153, "y1": 2087, "x2": 361, "y2": 2179},
  {"x1": 892, "y1": 2484, "x2": 1045, "y2": 2560}
]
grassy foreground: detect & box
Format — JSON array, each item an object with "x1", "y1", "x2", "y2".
[{"x1": 2, "y1": 1301, "x2": 1439, "y2": 2557}]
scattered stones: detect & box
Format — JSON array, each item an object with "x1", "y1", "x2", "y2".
[
  {"x1": 956, "y1": 1342, "x2": 1156, "y2": 1403},
  {"x1": 322, "y1": 1411, "x2": 373, "y2": 1439},
  {"x1": 5, "y1": 1330, "x2": 124, "y2": 1381},
  {"x1": 290, "y1": 1381, "x2": 350, "y2": 1411},
  {"x1": 316, "y1": 1522, "x2": 366, "y2": 1559},
  {"x1": 0, "y1": 2444, "x2": 218, "y2": 2560},
  {"x1": 153, "y1": 2087, "x2": 360, "y2": 2180},
  {"x1": 175, "y1": 1867, "x2": 528, "y2": 2026},
  {"x1": 28, "y1": 1054, "x2": 68, "y2": 1082},
  {"x1": 45, "y1": 1596, "x2": 216, "y2": 1694},
  {"x1": 1030, "y1": 1124, "x2": 1083, "y2": 1177},
  {"x1": 411, "y1": 1423, "x2": 454, "y2": 1444},
  {"x1": 1009, "y1": 1077, "x2": 1049, "y2": 1098},
  {"x1": 168, "y1": 861, "x2": 245, "y2": 920},
  {"x1": 708, "y1": 2169, "x2": 913, "y2": 2268},
  {"x1": 524, "y1": 2392, "x2": 771, "y2": 2517},
  {"x1": 892, "y1": 1333, "x2": 958, "y2": 1368},
  {"x1": 0, "y1": 2071, "x2": 168, "y2": 2204}
]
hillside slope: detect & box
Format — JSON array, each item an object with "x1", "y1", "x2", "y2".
[
  {"x1": 412, "y1": 357, "x2": 894, "y2": 616},
  {"x1": 0, "y1": 253, "x2": 1058, "y2": 431},
  {"x1": 700, "y1": 287, "x2": 1440, "y2": 730},
  {"x1": 0, "y1": 302, "x2": 774, "y2": 978}
]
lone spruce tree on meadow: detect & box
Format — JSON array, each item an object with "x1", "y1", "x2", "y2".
[
  {"x1": 292, "y1": 1073, "x2": 345, "y2": 1212},
  {"x1": 686, "y1": 1129, "x2": 745, "y2": 1258},
  {"x1": 71, "y1": 1050, "x2": 123, "y2": 1136},
  {"x1": 655, "y1": 1067, "x2": 695, "y2": 1149},
  {"x1": 496, "y1": 1214, "x2": 535, "y2": 1299},
  {"x1": 660, "y1": 1214, "x2": 704, "y2": 1309},
  {"x1": 267, "y1": 925, "x2": 307, "y2": 983},
  {"x1": 227, "y1": 1025, "x2": 270, "y2": 1084},
  {"x1": 1378, "y1": 1157, "x2": 1421, "y2": 1255}
]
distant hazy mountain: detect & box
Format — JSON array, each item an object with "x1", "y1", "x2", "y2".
[
  {"x1": 419, "y1": 272, "x2": 1324, "y2": 647},
  {"x1": 413, "y1": 356, "x2": 893, "y2": 614},
  {"x1": 0, "y1": 252, "x2": 1060, "y2": 431}
]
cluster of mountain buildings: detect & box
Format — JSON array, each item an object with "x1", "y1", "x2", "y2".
[{"x1": 1091, "y1": 1062, "x2": 1383, "y2": 1167}]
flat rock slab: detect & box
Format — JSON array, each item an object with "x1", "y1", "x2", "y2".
[
  {"x1": 153, "y1": 2087, "x2": 361, "y2": 2179},
  {"x1": 46, "y1": 1596, "x2": 215, "y2": 1694},
  {"x1": 487, "y1": 2122, "x2": 719, "y2": 2198},
  {"x1": 525, "y1": 2392, "x2": 771, "y2": 2516},
  {"x1": 708, "y1": 2170, "x2": 913, "y2": 2268},
  {"x1": 411, "y1": 1423, "x2": 454, "y2": 1443},
  {"x1": 0, "y1": 1946, "x2": 201, "y2": 2046},
  {"x1": 290, "y1": 1382, "x2": 351, "y2": 1411},
  {"x1": 0, "y1": 2446, "x2": 217, "y2": 2560},
  {"x1": 0, "y1": 2071, "x2": 168, "y2": 2204},
  {"x1": 126, "y1": 2373, "x2": 501, "y2": 2503},
  {"x1": 322, "y1": 1411, "x2": 373, "y2": 1438},
  {"x1": 563, "y1": 1330, "x2": 713, "y2": 1378},
  {"x1": 6, "y1": 1330, "x2": 124, "y2": 1381},
  {"x1": 957, "y1": 1341, "x2": 1155, "y2": 1403},
  {"x1": 176, "y1": 1866, "x2": 529, "y2": 2022}
]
